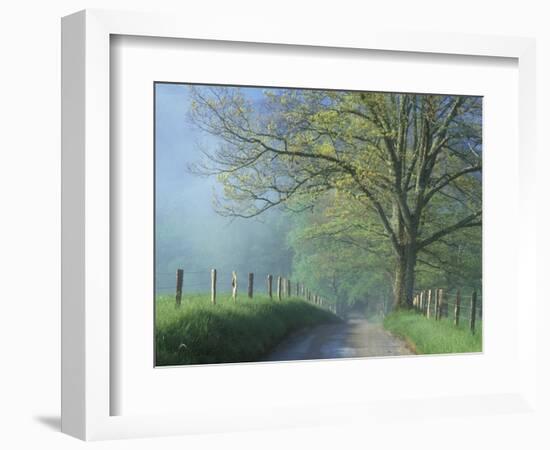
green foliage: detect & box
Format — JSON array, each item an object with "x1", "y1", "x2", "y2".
[
  {"x1": 189, "y1": 87, "x2": 482, "y2": 308},
  {"x1": 287, "y1": 190, "x2": 394, "y2": 313},
  {"x1": 415, "y1": 225, "x2": 482, "y2": 292},
  {"x1": 155, "y1": 294, "x2": 340, "y2": 365},
  {"x1": 383, "y1": 311, "x2": 482, "y2": 354}
]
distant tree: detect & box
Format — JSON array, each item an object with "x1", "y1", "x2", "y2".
[
  {"x1": 287, "y1": 190, "x2": 394, "y2": 313},
  {"x1": 189, "y1": 87, "x2": 482, "y2": 308}
]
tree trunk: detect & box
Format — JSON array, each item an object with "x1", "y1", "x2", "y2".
[
  {"x1": 404, "y1": 243, "x2": 417, "y2": 308},
  {"x1": 394, "y1": 243, "x2": 418, "y2": 309},
  {"x1": 393, "y1": 253, "x2": 406, "y2": 309}
]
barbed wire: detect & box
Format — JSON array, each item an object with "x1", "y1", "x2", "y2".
[
  {"x1": 416, "y1": 300, "x2": 482, "y2": 311},
  {"x1": 157, "y1": 270, "x2": 285, "y2": 276}
]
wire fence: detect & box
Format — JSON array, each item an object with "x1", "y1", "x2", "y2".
[
  {"x1": 156, "y1": 269, "x2": 481, "y2": 331},
  {"x1": 157, "y1": 267, "x2": 338, "y2": 315},
  {"x1": 156, "y1": 270, "x2": 279, "y2": 293},
  {"x1": 412, "y1": 288, "x2": 482, "y2": 334}
]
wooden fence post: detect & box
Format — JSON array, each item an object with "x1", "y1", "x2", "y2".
[
  {"x1": 454, "y1": 289, "x2": 461, "y2": 326},
  {"x1": 248, "y1": 273, "x2": 254, "y2": 298},
  {"x1": 440, "y1": 289, "x2": 446, "y2": 319},
  {"x1": 267, "y1": 274, "x2": 273, "y2": 299},
  {"x1": 211, "y1": 269, "x2": 217, "y2": 305},
  {"x1": 426, "y1": 289, "x2": 432, "y2": 318},
  {"x1": 175, "y1": 268, "x2": 183, "y2": 306},
  {"x1": 231, "y1": 271, "x2": 237, "y2": 302},
  {"x1": 422, "y1": 291, "x2": 428, "y2": 316},
  {"x1": 470, "y1": 290, "x2": 477, "y2": 334},
  {"x1": 277, "y1": 276, "x2": 282, "y2": 301}
]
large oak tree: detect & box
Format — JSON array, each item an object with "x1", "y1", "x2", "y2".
[{"x1": 189, "y1": 87, "x2": 482, "y2": 308}]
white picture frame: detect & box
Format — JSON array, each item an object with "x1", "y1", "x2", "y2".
[{"x1": 61, "y1": 9, "x2": 537, "y2": 441}]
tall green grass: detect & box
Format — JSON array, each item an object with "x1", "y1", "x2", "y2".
[
  {"x1": 155, "y1": 293, "x2": 340, "y2": 366},
  {"x1": 383, "y1": 310, "x2": 482, "y2": 355}
]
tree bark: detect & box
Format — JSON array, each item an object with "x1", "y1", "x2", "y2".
[
  {"x1": 404, "y1": 243, "x2": 417, "y2": 308},
  {"x1": 393, "y1": 253, "x2": 406, "y2": 309},
  {"x1": 394, "y1": 243, "x2": 418, "y2": 309}
]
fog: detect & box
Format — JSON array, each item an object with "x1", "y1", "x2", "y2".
[{"x1": 155, "y1": 84, "x2": 293, "y2": 294}]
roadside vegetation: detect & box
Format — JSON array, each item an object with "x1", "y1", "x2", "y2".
[
  {"x1": 155, "y1": 294, "x2": 340, "y2": 366},
  {"x1": 383, "y1": 310, "x2": 482, "y2": 355},
  {"x1": 155, "y1": 86, "x2": 483, "y2": 362}
]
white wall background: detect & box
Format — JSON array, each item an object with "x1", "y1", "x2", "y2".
[{"x1": 0, "y1": 1, "x2": 548, "y2": 448}]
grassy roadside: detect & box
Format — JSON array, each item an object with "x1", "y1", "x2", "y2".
[
  {"x1": 155, "y1": 294, "x2": 340, "y2": 366},
  {"x1": 383, "y1": 310, "x2": 482, "y2": 355}
]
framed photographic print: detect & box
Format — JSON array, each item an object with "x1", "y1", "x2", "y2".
[
  {"x1": 62, "y1": 9, "x2": 537, "y2": 441},
  {"x1": 153, "y1": 81, "x2": 482, "y2": 367}
]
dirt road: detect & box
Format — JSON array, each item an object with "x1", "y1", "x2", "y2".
[{"x1": 264, "y1": 314, "x2": 413, "y2": 362}]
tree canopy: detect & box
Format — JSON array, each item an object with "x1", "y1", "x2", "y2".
[{"x1": 189, "y1": 86, "x2": 482, "y2": 309}]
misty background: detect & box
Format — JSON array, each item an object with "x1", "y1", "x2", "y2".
[{"x1": 155, "y1": 83, "x2": 293, "y2": 294}]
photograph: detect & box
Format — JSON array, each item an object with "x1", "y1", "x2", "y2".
[
  {"x1": 154, "y1": 83, "x2": 483, "y2": 367},
  {"x1": 8, "y1": 1, "x2": 538, "y2": 445}
]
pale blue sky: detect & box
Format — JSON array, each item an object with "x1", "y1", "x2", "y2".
[{"x1": 154, "y1": 83, "x2": 292, "y2": 293}]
